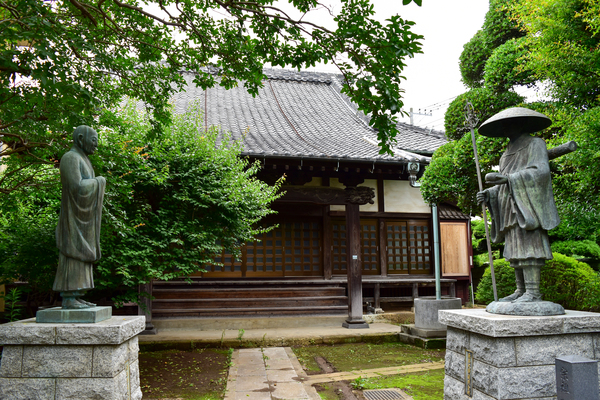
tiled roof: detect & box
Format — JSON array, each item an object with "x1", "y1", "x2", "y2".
[
  {"x1": 170, "y1": 69, "x2": 446, "y2": 164},
  {"x1": 438, "y1": 203, "x2": 470, "y2": 220}
]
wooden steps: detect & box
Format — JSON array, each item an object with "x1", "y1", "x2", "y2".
[{"x1": 152, "y1": 280, "x2": 348, "y2": 318}]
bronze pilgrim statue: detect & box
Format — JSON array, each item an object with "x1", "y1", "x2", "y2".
[
  {"x1": 54, "y1": 125, "x2": 106, "y2": 309},
  {"x1": 476, "y1": 107, "x2": 565, "y2": 316}
]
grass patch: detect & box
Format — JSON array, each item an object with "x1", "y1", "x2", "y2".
[
  {"x1": 139, "y1": 347, "x2": 230, "y2": 399},
  {"x1": 361, "y1": 369, "x2": 445, "y2": 400},
  {"x1": 293, "y1": 342, "x2": 445, "y2": 373}
]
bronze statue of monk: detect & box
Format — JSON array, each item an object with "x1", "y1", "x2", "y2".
[
  {"x1": 54, "y1": 125, "x2": 105, "y2": 309},
  {"x1": 476, "y1": 107, "x2": 565, "y2": 315}
]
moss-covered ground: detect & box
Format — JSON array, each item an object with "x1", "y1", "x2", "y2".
[
  {"x1": 293, "y1": 342, "x2": 445, "y2": 400},
  {"x1": 293, "y1": 342, "x2": 445, "y2": 373},
  {"x1": 139, "y1": 347, "x2": 231, "y2": 400}
]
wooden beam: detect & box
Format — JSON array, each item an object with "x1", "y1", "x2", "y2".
[{"x1": 278, "y1": 185, "x2": 374, "y2": 205}]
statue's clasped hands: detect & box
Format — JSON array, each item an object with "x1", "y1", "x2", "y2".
[{"x1": 476, "y1": 173, "x2": 508, "y2": 205}]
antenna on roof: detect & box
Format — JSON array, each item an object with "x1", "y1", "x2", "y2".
[{"x1": 409, "y1": 108, "x2": 432, "y2": 125}]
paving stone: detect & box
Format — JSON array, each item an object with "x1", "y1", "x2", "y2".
[
  {"x1": 22, "y1": 345, "x2": 93, "y2": 378},
  {"x1": 265, "y1": 359, "x2": 295, "y2": 370},
  {"x1": 232, "y1": 392, "x2": 271, "y2": 400},
  {"x1": 263, "y1": 347, "x2": 289, "y2": 360},
  {"x1": 233, "y1": 376, "x2": 270, "y2": 392},
  {"x1": 0, "y1": 345, "x2": 23, "y2": 377},
  {"x1": 266, "y1": 369, "x2": 298, "y2": 382},
  {"x1": 237, "y1": 363, "x2": 268, "y2": 376},
  {"x1": 270, "y1": 381, "x2": 309, "y2": 399}
]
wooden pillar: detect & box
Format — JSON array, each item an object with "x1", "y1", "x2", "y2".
[
  {"x1": 323, "y1": 206, "x2": 333, "y2": 280},
  {"x1": 138, "y1": 282, "x2": 157, "y2": 335},
  {"x1": 342, "y1": 201, "x2": 368, "y2": 329}
]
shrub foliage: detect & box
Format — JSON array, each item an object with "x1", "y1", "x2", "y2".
[
  {"x1": 0, "y1": 102, "x2": 282, "y2": 306},
  {"x1": 476, "y1": 254, "x2": 600, "y2": 311}
]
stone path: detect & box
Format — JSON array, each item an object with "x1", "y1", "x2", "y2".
[
  {"x1": 224, "y1": 347, "x2": 445, "y2": 400},
  {"x1": 225, "y1": 347, "x2": 319, "y2": 400}
]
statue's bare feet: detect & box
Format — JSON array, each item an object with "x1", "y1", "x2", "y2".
[
  {"x1": 498, "y1": 290, "x2": 523, "y2": 302},
  {"x1": 62, "y1": 298, "x2": 89, "y2": 309},
  {"x1": 512, "y1": 292, "x2": 541, "y2": 303}
]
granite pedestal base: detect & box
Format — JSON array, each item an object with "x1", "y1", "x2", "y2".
[
  {"x1": 0, "y1": 315, "x2": 145, "y2": 400},
  {"x1": 439, "y1": 309, "x2": 600, "y2": 400}
]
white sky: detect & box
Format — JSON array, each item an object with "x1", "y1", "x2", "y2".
[{"x1": 287, "y1": 0, "x2": 490, "y2": 132}]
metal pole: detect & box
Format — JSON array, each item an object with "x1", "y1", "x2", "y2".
[
  {"x1": 465, "y1": 102, "x2": 498, "y2": 302},
  {"x1": 432, "y1": 204, "x2": 441, "y2": 300}
]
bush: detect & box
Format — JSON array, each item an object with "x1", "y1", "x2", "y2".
[
  {"x1": 0, "y1": 101, "x2": 282, "y2": 306},
  {"x1": 475, "y1": 259, "x2": 515, "y2": 304},
  {"x1": 475, "y1": 254, "x2": 600, "y2": 311},
  {"x1": 551, "y1": 240, "x2": 600, "y2": 263}
]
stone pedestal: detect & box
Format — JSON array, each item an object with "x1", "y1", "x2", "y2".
[
  {"x1": 439, "y1": 309, "x2": 600, "y2": 400},
  {"x1": 414, "y1": 297, "x2": 462, "y2": 337},
  {"x1": 0, "y1": 315, "x2": 145, "y2": 400}
]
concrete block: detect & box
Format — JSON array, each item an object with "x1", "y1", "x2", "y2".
[
  {"x1": 22, "y1": 345, "x2": 92, "y2": 378},
  {"x1": 0, "y1": 377, "x2": 55, "y2": 400},
  {"x1": 414, "y1": 297, "x2": 461, "y2": 330},
  {"x1": 470, "y1": 332, "x2": 516, "y2": 368},
  {"x1": 92, "y1": 342, "x2": 129, "y2": 378},
  {"x1": 444, "y1": 349, "x2": 465, "y2": 381},
  {"x1": 56, "y1": 369, "x2": 128, "y2": 400},
  {"x1": 0, "y1": 319, "x2": 56, "y2": 345},
  {"x1": 56, "y1": 316, "x2": 145, "y2": 345},
  {"x1": 446, "y1": 327, "x2": 469, "y2": 355},
  {"x1": 0, "y1": 345, "x2": 23, "y2": 377},
  {"x1": 515, "y1": 333, "x2": 595, "y2": 366}
]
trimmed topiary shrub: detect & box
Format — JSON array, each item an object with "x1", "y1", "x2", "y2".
[
  {"x1": 551, "y1": 240, "x2": 600, "y2": 263},
  {"x1": 475, "y1": 253, "x2": 600, "y2": 311},
  {"x1": 475, "y1": 259, "x2": 515, "y2": 304}
]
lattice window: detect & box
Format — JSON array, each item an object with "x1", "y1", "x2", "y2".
[
  {"x1": 361, "y1": 220, "x2": 379, "y2": 274},
  {"x1": 408, "y1": 222, "x2": 431, "y2": 273},
  {"x1": 284, "y1": 221, "x2": 322, "y2": 275},
  {"x1": 332, "y1": 222, "x2": 347, "y2": 274},
  {"x1": 386, "y1": 222, "x2": 409, "y2": 274}
]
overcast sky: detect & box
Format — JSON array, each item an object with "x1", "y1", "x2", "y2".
[{"x1": 291, "y1": 0, "x2": 490, "y2": 132}]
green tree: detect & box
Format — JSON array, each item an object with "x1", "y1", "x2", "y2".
[
  {"x1": 0, "y1": 102, "x2": 282, "y2": 305},
  {"x1": 422, "y1": 0, "x2": 600, "y2": 242},
  {"x1": 0, "y1": 0, "x2": 423, "y2": 195}
]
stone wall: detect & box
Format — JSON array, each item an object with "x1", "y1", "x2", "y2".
[
  {"x1": 0, "y1": 316, "x2": 145, "y2": 400},
  {"x1": 440, "y1": 309, "x2": 600, "y2": 400}
]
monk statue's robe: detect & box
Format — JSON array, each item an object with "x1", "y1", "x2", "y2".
[
  {"x1": 486, "y1": 135, "x2": 560, "y2": 263},
  {"x1": 53, "y1": 145, "x2": 105, "y2": 293}
]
